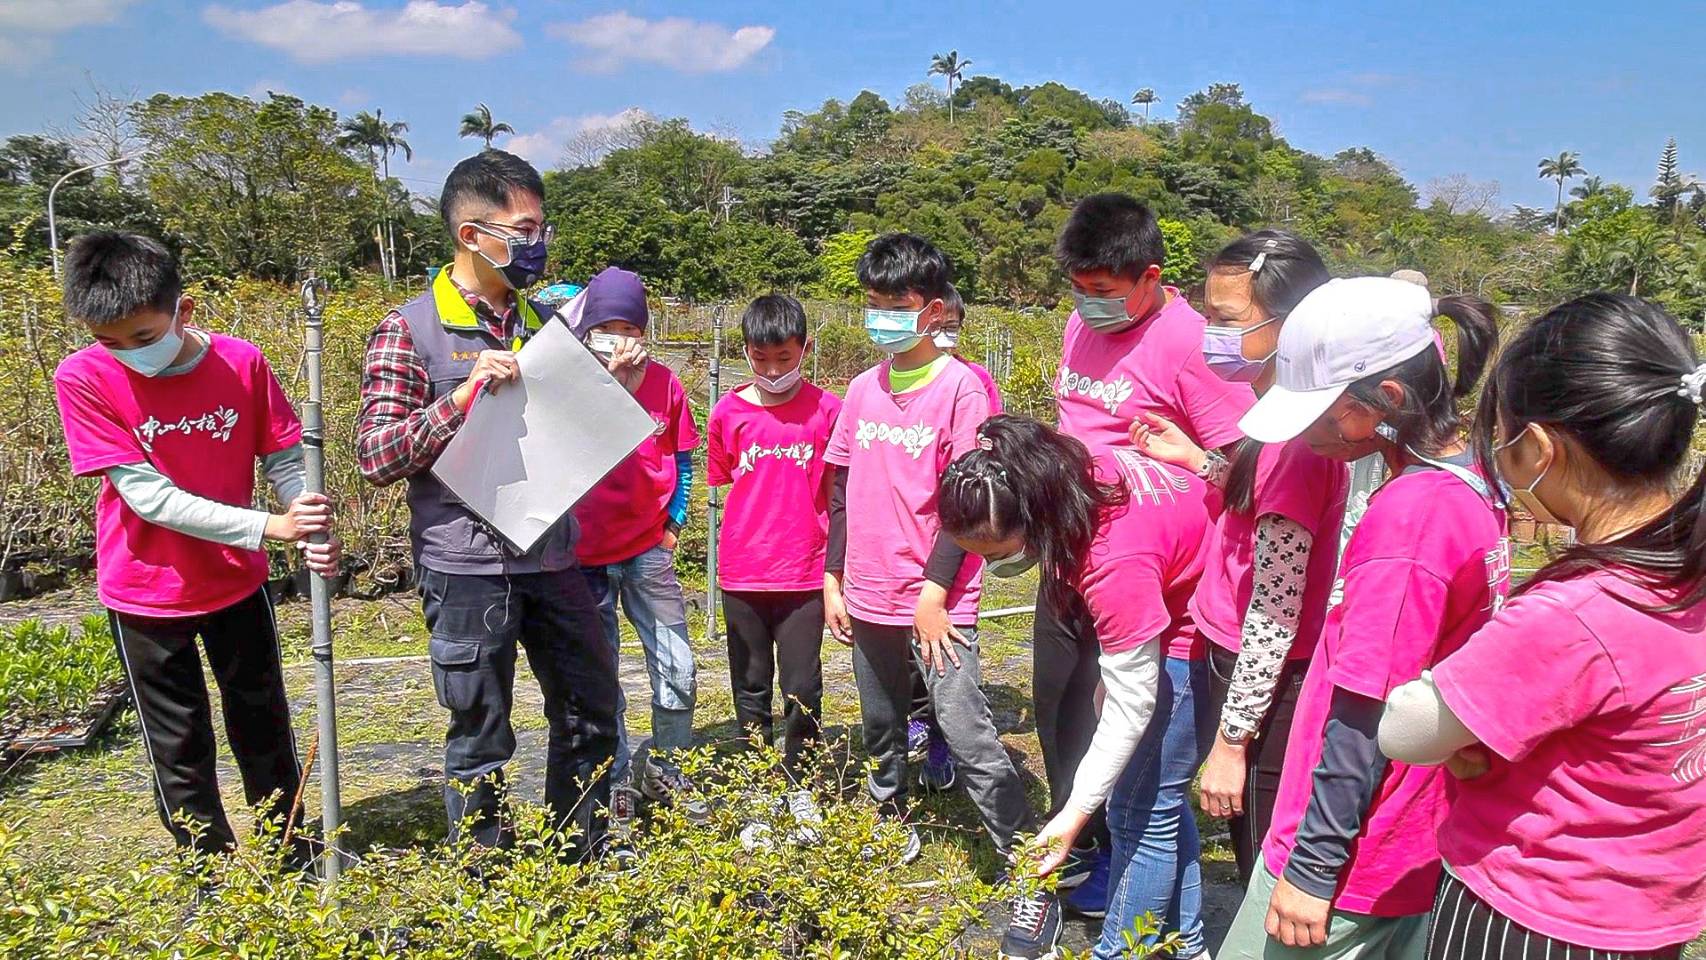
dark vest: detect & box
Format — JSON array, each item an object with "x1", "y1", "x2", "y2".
[{"x1": 393, "y1": 268, "x2": 576, "y2": 575}]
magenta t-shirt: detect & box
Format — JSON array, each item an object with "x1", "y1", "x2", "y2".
[
  {"x1": 706, "y1": 383, "x2": 842, "y2": 593},
  {"x1": 53, "y1": 334, "x2": 303, "y2": 617},
  {"x1": 1077, "y1": 449, "x2": 1209, "y2": 660},
  {"x1": 1055, "y1": 290, "x2": 1255, "y2": 455},
  {"x1": 958, "y1": 358, "x2": 1003, "y2": 414},
  {"x1": 1263, "y1": 466, "x2": 1510, "y2": 916},
  {"x1": 574, "y1": 362, "x2": 702, "y2": 567},
  {"x1": 1190, "y1": 438, "x2": 1349, "y2": 657},
  {"x1": 824, "y1": 360, "x2": 989, "y2": 627},
  {"x1": 1433, "y1": 571, "x2": 1706, "y2": 951}
]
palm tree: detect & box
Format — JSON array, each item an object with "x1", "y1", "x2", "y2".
[
  {"x1": 1608, "y1": 221, "x2": 1664, "y2": 295},
  {"x1": 339, "y1": 108, "x2": 413, "y2": 281},
  {"x1": 1536, "y1": 151, "x2": 1584, "y2": 232},
  {"x1": 1130, "y1": 88, "x2": 1158, "y2": 124},
  {"x1": 459, "y1": 103, "x2": 514, "y2": 149},
  {"x1": 928, "y1": 51, "x2": 971, "y2": 124},
  {"x1": 1569, "y1": 175, "x2": 1606, "y2": 201}
]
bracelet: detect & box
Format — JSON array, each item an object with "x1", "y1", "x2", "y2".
[{"x1": 1198, "y1": 450, "x2": 1230, "y2": 488}]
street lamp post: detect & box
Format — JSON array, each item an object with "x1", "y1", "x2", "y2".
[{"x1": 49, "y1": 151, "x2": 151, "y2": 281}]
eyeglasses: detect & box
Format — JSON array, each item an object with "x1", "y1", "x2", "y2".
[{"x1": 469, "y1": 220, "x2": 554, "y2": 245}]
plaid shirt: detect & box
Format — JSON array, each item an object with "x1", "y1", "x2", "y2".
[{"x1": 355, "y1": 274, "x2": 522, "y2": 486}]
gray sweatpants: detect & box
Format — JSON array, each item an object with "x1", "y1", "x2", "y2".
[{"x1": 850, "y1": 618, "x2": 1035, "y2": 854}]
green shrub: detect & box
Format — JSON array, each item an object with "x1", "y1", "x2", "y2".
[
  {"x1": 0, "y1": 616, "x2": 119, "y2": 729},
  {"x1": 0, "y1": 746, "x2": 1029, "y2": 958}
]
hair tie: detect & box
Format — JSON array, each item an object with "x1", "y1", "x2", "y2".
[
  {"x1": 977, "y1": 435, "x2": 995, "y2": 451},
  {"x1": 1679, "y1": 362, "x2": 1706, "y2": 407},
  {"x1": 1248, "y1": 237, "x2": 1278, "y2": 274}
]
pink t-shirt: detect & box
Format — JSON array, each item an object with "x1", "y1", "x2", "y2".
[
  {"x1": 1433, "y1": 572, "x2": 1706, "y2": 951},
  {"x1": 1055, "y1": 289, "x2": 1255, "y2": 454},
  {"x1": 1077, "y1": 449, "x2": 1209, "y2": 660},
  {"x1": 1190, "y1": 438, "x2": 1349, "y2": 657},
  {"x1": 706, "y1": 383, "x2": 842, "y2": 593},
  {"x1": 53, "y1": 334, "x2": 303, "y2": 617},
  {"x1": 574, "y1": 361, "x2": 702, "y2": 567},
  {"x1": 824, "y1": 359, "x2": 989, "y2": 627},
  {"x1": 1264, "y1": 466, "x2": 1510, "y2": 916},
  {"x1": 959, "y1": 358, "x2": 1003, "y2": 414}
]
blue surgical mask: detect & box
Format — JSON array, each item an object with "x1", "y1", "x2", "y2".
[
  {"x1": 1202, "y1": 316, "x2": 1279, "y2": 383},
  {"x1": 1073, "y1": 290, "x2": 1138, "y2": 333},
  {"x1": 864, "y1": 307, "x2": 926, "y2": 354},
  {"x1": 108, "y1": 303, "x2": 185, "y2": 377},
  {"x1": 469, "y1": 222, "x2": 551, "y2": 289}
]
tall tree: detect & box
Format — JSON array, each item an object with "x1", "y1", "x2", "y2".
[
  {"x1": 1536, "y1": 150, "x2": 1583, "y2": 232},
  {"x1": 339, "y1": 108, "x2": 413, "y2": 279},
  {"x1": 459, "y1": 103, "x2": 514, "y2": 149},
  {"x1": 1650, "y1": 137, "x2": 1700, "y2": 236},
  {"x1": 1130, "y1": 87, "x2": 1157, "y2": 124},
  {"x1": 928, "y1": 51, "x2": 971, "y2": 125}
]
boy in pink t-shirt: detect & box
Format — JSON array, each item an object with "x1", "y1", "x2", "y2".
[
  {"x1": 51, "y1": 232, "x2": 340, "y2": 857},
  {"x1": 707, "y1": 295, "x2": 841, "y2": 782},
  {"x1": 823, "y1": 234, "x2": 1037, "y2": 889},
  {"x1": 568, "y1": 267, "x2": 702, "y2": 801}
]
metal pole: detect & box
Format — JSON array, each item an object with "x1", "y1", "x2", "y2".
[
  {"x1": 706, "y1": 305, "x2": 724, "y2": 646},
  {"x1": 300, "y1": 278, "x2": 343, "y2": 890},
  {"x1": 48, "y1": 151, "x2": 151, "y2": 281}
]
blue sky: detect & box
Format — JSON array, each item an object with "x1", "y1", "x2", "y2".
[{"x1": 6, "y1": 0, "x2": 1703, "y2": 213}]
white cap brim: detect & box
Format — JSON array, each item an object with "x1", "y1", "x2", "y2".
[{"x1": 1238, "y1": 382, "x2": 1346, "y2": 444}]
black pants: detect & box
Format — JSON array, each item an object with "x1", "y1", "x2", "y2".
[
  {"x1": 1030, "y1": 585, "x2": 1110, "y2": 850},
  {"x1": 109, "y1": 588, "x2": 302, "y2": 855},
  {"x1": 420, "y1": 566, "x2": 621, "y2": 855},
  {"x1": 1204, "y1": 643, "x2": 1310, "y2": 885},
  {"x1": 722, "y1": 589, "x2": 824, "y2": 778},
  {"x1": 1428, "y1": 869, "x2": 1684, "y2": 960}
]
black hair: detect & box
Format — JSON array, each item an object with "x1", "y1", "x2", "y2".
[
  {"x1": 1473, "y1": 293, "x2": 1706, "y2": 608},
  {"x1": 942, "y1": 282, "x2": 966, "y2": 330},
  {"x1": 1345, "y1": 293, "x2": 1499, "y2": 458},
  {"x1": 741, "y1": 294, "x2": 808, "y2": 347},
  {"x1": 1205, "y1": 230, "x2": 1332, "y2": 513},
  {"x1": 856, "y1": 233, "x2": 953, "y2": 304},
  {"x1": 438, "y1": 149, "x2": 545, "y2": 234},
  {"x1": 1055, "y1": 193, "x2": 1164, "y2": 280},
  {"x1": 61, "y1": 230, "x2": 181, "y2": 326},
  {"x1": 938, "y1": 415, "x2": 1128, "y2": 613}
]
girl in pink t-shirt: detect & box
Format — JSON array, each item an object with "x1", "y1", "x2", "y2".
[
  {"x1": 940, "y1": 414, "x2": 1215, "y2": 960},
  {"x1": 1220, "y1": 277, "x2": 1507, "y2": 960},
  {"x1": 1132, "y1": 231, "x2": 1348, "y2": 886},
  {"x1": 1380, "y1": 294, "x2": 1706, "y2": 960}
]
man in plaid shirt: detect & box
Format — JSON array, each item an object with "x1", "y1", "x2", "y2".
[{"x1": 356, "y1": 150, "x2": 621, "y2": 856}]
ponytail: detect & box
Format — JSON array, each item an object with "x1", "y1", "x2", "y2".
[
  {"x1": 938, "y1": 415, "x2": 1128, "y2": 612},
  {"x1": 1473, "y1": 293, "x2": 1706, "y2": 608},
  {"x1": 1434, "y1": 295, "x2": 1499, "y2": 400}
]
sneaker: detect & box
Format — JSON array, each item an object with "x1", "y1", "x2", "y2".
[
  {"x1": 917, "y1": 729, "x2": 957, "y2": 792},
  {"x1": 1052, "y1": 842, "x2": 1101, "y2": 891},
  {"x1": 639, "y1": 756, "x2": 711, "y2": 823},
  {"x1": 906, "y1": 718, "x2": 930, "y2": 763},
  {"x1": 1062, "y1": 848, "x2": 1111, "y2": 919},
  {"x1": 602, "y1": 783, "x2": 642, "y2": 871},
  {"x1": 860, "y1": 821, "x2": 922, "y2": 865},
  {"x1": 784, "y1": 789, "x2": 823, "y2": 846},
  {"x1": 1000, "y1": 890, "x2": 1063, "y2": 959}
]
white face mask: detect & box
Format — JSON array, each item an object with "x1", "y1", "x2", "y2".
[
  {"x1": 1494, "y1": 424, "x2": 1565, "y2": 526},
  {"x1": 985, "y1": 548, "x2": 1039, "y2": 579},
  {"x1": 748, "y1": 353, "x2": 803, "y2": 395},
  {"x1": 107, "y1": 302, "x2": 185, "y2": 377}
]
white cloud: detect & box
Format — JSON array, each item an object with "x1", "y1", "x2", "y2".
[
  {"x1": 548, "y1": 13, "x2": 774, "y2": 74},
  {"x1": 0, "y1": 0, "x2": 137, "y2": 67},
  {"x1": 203, "y1": 1, "x2": 521, "y2": 63},
  {"x1": 507, "y1": 108, "x2": 653, "y2": 166},
  {"x1": 1301, "y1": 88, "x2": 1373, "y2": 107}
]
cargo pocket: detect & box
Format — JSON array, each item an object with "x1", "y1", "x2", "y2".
[{"x1": 429, "y1": 636, "x2": 483, "y2": 712}]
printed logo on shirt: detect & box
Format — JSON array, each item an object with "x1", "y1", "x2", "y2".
[
  {"x1": 1484, "y1": 538, "x2": 1512, "y2": 613},
  {"x1": 133, "y1": 406, "x2": 240, "y2": 454},
  {"x1": 1056, "y1": 366, "x2": 1135, "y2": 415},
  {"x1": 1107, "y1": 448, "x2": 1189, "y2": 505},
  {"x1": 854, "y1": 419, "x2": 938, "y2": 460},
  {"x1": 1654, "y1": 672, "x2": 1706, "y2": 784},
  {"x1": 651, "y1": 413, "x2": 668, "y2": 437},
  {"x1": 738, "y1": 441, "x2": 815, "y2": 474}
]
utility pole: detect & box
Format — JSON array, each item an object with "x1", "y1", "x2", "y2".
[
  {"x1": 716, "y1": 185, "x2": 743, "y2": 225},
  {"x1": 49, "y1": 150, "x2": 150, "y2": 281}
]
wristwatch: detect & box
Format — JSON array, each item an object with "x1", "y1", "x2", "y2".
[{"x1": 1221, "y1": 724, "x2": 1255, "y2": 746}]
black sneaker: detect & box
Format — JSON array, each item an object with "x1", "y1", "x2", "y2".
[{"x1": 1000, "y1": 890, "x2": 1062, "y2": 960}]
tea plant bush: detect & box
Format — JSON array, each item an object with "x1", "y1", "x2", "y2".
[{"x1": 0, "y1": 616, "x2": 118, "y2": 730}]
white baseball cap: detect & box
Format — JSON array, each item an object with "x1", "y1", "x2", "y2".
[{"x1": 1238, "y1": 277, "x2": 1438, "y2": 444}]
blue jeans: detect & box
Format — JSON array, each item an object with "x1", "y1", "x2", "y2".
[
  {"x1": 1095, "y1": 655, "x2": 1214, "y2": 959},
  {"x1": 581, "y1": 543, "x2": 696, "y2": 781}
]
